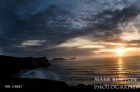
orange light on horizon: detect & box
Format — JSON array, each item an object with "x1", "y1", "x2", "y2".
[
  {"x1": 115, "y1": 47, "x2": 126, "y2": 57},
  {"x1": 92, "y1": 45, "x2": 138, "y2": 58}
]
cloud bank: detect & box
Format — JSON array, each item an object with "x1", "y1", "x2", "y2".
[{"x1": 0, "y1": 0, "x2": 140, "y2": 57}]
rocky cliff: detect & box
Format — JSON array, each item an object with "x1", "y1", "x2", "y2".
[{"x1": 0, "y1": 55, "x2": 51, "y2": 78}]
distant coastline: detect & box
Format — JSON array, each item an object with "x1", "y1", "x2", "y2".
[
  {"x1": 0, "y1": 55, "x2": 51, "y2": 78},
  {"x1": 0, "y1": 55, "x2": 139, "y2": 90}
]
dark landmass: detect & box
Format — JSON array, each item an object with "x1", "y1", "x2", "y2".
[
  {"x1": 0, "y1": 55, "x2": 138, "y2": 90},
  {"x1": 52, "y1": 58, "x2": 67, "y2": 61},
  {"x1": 69, "y1": 57, "x2": 76, "y2": 60},
  {"x1": 0, "y1": 78, "x2": 68, "y2": 89},
  {"x1": 0, "y1": 78, "x2": 138, "y2": 91},
  {"x1": 0, "y1": 55, "x2": 51, "y2": 78}
]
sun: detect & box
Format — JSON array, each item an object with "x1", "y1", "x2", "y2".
[{"x1": 115, "y1": 47, "x2": 125, "y2": 56}]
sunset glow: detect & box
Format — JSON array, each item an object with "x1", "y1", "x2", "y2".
[{"x1": 115, "y1": 47, "x2": 125, "y2": 56}]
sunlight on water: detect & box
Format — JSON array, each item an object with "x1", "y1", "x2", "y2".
[
  {"x1": 115, "y1": 58, "x2": 127, "y2": 84},
  {"x1": 19, "y1": 57, "x2": 140, "y2": 86},
  {"x1": 117, "y1": 58, "x2": 125, "y2": 76}
]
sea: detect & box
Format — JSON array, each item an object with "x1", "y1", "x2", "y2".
[{"x1": 18, "y1": 57, "x2": 140, "y2": 87}]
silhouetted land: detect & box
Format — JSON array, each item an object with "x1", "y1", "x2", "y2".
[
  {"x1": 0, "y1": 55, "x2": 51, "y2": 78},
  {"x1": 0, "y1": 78, "x2": 138, "y2": 91},
  {"x1": 0, "y1": 55, "x2": 139, "y2": 90},
  {"x1": 52, "y1": 58, "x2": 67, "y2": 61}
]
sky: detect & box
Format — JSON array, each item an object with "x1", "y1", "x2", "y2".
[{"x1": 0, "y1": 0, "x2": 140, "y2": 58}]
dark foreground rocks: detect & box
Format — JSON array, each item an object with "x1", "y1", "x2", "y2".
[
  {"x1": 0, "y1": 78, "x2": 68, "y2": 89},
  {"x1": 0, "y1": 78, "x2": 138, "y2": 91},
  {"x1": 0, "y1": 55, "x2": 138, "y2": 91},
  {"x1": 0, "y1": 55, "x2": 51, "y2": 78}
]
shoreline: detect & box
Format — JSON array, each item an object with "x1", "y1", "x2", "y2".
[{"x1": 0, "y1": 78, "x2": 139, "y2": 90}]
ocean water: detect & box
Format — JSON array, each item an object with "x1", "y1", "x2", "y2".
[{"x1": 19, "y1": 57, "x2": 140, "y2": 86}]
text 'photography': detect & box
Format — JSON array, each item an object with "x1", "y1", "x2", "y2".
[{"x1": 0, "y1": 0, "x2": 140, "y2": 90}]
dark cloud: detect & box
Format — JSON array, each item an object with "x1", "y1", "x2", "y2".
[
  {"x1": 0, "y1": 0, "x2": 140, "y2": 57},
  {"x1": 13, "y1": 47, "x2": 94, "y2": 58}
]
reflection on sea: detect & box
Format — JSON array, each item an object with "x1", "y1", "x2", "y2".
[
  {"x1": 115, "y1": 57, "x2": 128, "y2": 84},
  {"x1": 19, "y1": 57, "x2": 140, "y2": 87}
]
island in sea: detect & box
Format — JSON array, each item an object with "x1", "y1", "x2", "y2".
[
  {"x1": 0, "y1": 55, "x2": 137, "y2": 90},
  {"x1": 51, "y1": 58, "x2": 67, "y2": 61}
]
